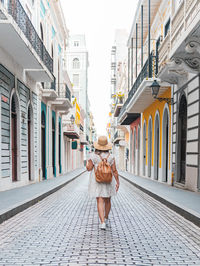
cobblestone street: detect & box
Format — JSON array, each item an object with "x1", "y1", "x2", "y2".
[{"x1": 0, "y1": 172, "x2": 200, "y2": 266}]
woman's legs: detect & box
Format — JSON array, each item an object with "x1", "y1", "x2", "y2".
[
  {"x1": 97, "y1": 197, "x2": 111, "y2": 223},
  {"x1": 104, "y1": 197, "x2": 111, "y2": 219},
  {"x1": 96, "y1": 197, "x2": 105, "y2": 223}
]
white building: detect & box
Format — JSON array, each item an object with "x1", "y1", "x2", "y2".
[
  {"x1": 110, "y1": 29, "x2": 128, "y2": 171},
  {"x1": 0, "y1": 0, "x2": 73, "y2": 191},
  {"x1": 66, "y1": 34, "x2": 90, "y2": 163}
]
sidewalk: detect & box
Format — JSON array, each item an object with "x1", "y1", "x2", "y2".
[
  {"x1": 119, "y1": 171, "x2": 200, "y2": 227},
  {"x1": 0, "y1": 168, "x2": 86, "y2": 224}
]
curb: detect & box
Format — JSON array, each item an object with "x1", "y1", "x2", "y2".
[
  {"x1": 120, "y1": 174, "x2": 200, "y2": 228},
  {"x1": 0, "y1": 169, "x2": 86, "y2": 225}
]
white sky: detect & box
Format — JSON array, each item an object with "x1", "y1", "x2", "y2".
[{"x1": 60, "y1": 0, "x2": 138, "y2": 136}]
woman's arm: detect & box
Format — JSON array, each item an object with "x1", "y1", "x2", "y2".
[
  {"x1": 86, "y1": 159, "x2": 94, "y2": 171},
  {"x1": 111, "y1": 160, "x2": 120, "y2": 192}
]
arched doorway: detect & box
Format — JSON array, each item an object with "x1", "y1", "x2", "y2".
[
  {"x1": 11, "y1": 94, "x2": 18, "y2": 182},
  {"x1": 143, "y1": 122, "x2": 146, "y2": 176},
  {"x1": 133, "y1": 128, "x2": 136, "y2": 174},
  {"x1": 41, "y1": 110, "x2": 46, "y2": 179},
  {"x1": 59, "y1": 120, "x2": 61, "y2": 174},
  {"x1": 138, "y1": 126, "x2": 140, "y2": 175},
  {"x1": 177, "y1": 94, "x2": 187, "y2": 183},
  {"x1": 154, "y1": 113, "x2": 160, "y2": 180},
  {"x1": 162, "y1": 107, "x2": 169, "y2": 182},
  {"x1": 28, "y1": 104, "x2": 33, "y2": 181},
  {"x1": 148, "y1": 117, "x2": 152, "y2": 178},
  {"x1": 52, "y1": 116, "x2": 56, "y2": 177}
]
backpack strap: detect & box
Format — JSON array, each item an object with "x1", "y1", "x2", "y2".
[{"x1": 99, "y1": 153, "x2": 110, "y2": 162}]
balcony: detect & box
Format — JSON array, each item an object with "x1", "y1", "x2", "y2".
[
  {"x1": 170, "y1": 0, "x2": 200, "y2": 73},
  {"x1": 41, "y1": 76, "x2": 57, "y2": 100},
  {"x1": 80, "y1": 133, "x2": 88, "y2": 145},
  {"x1": 113, "y1": 130, "x2": 125, "y2": 145},
  {"x1": 158, "y1": 33, "x2": 187, "y2": 84},
  {"x1": 0, "y1": 0, "x2": 53, "y2": 82},
  {"x1": 113, "y1": 98, "x2": 124, "y2": 117},
  {"x1": 51, "y1": 84, "x2": 72, "y2": 113},
  {"x1": 63, "y1": 123, "x2": 80, "y2": 139},
  {"x1": 118, "y1": 54, "x2": 169, "y2": 125}
]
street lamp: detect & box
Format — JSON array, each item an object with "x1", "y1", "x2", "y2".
[
  {"x1": 150, "y1": 80, "x2": 173, "y2": 105},
  {"x1": 70, "y1": 114, "x2": 75, "y2": 124}
]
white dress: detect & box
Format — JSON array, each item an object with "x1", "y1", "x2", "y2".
[{"x1": 88, "y1": 152, "x2": 117, "y2": 198}]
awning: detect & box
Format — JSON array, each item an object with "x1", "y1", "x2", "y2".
[{"x1": 64, "y1": 132, "x2": 79, "y2": 139}]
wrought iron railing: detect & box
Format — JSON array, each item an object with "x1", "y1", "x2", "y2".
[
  {"x1": 50, "y1": 77, "x2": 56, "y2": 91},
  {"x1": 114, "y1": 130, "x2": 125, "y2": 141},
  {"x1": 118, "y1": 54, "x2": 156, "y2": 122},
  {"x1": 65, "y1": 85, "x2": 71, "y2": 101},
  {"x1": 7, "y1": 0, "x2": 53, "y2": 74},
  {"x1": 58, "y1": 84, "x2": 71, "y2": 101}
]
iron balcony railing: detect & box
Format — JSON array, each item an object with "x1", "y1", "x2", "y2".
[
  {"x1": 65, "y1": 85, "x2": 71, "y2": 101},
  {"x1": 118, "y1": 53, "x2": 156, "y2": 121},
  {"x1": 50, "y1": 77, "x2": 56, "y2": 91},
  {"x1": 7, "y1": 0, "x2": 53, "y2": 74},
  {"x1": 58, "y1": 84, "x2": 71, "y2": 101},
  {"x1": 114, "y1": 130, "x2": 125, "y2": 141}
]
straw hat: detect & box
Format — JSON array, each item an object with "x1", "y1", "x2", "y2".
[{"x1": 94, "y1": 136, "x2": 112, "y2": 151}]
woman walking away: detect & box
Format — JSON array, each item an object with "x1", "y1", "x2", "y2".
[{"x1": 86, "y1": 136, "x2": 120, "y2": 230}]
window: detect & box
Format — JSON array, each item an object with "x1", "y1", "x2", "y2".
[
  {"x1": 73, "y1": 58, "x2": 80, "y2": 69},
  {"x1": 73, "y1": 74, "x2": 79, "y2": 87},
  {"x1": 74, "y1": 41, "x2": 79, "y2": 47},
  {"x1": 164, "y1": 19, "x2": 170, "y2": 37}
]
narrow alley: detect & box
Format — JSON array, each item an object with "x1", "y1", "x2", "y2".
[{"x1": 0, "y1": 172, "x2": 199, "y2": 266}]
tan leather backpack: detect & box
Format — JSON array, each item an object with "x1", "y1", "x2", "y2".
[{"x1": 95, "y1": 154, "x2": 113, "y2": 183}]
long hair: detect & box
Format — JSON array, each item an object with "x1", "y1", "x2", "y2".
[{"x1": 95, "y1": 149, "x2": 110, "y2": 155}]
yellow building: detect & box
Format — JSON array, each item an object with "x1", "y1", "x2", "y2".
[{"x1": 118, "y1": 0, "x2": 173, "y2": 184}]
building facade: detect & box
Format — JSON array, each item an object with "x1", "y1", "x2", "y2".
[
  {"x1": 66, "y1": 34, "x2": 90, "y2": 163},
  {"x1": 117, "y1": 0, "x2": 200, "y2": 192},
  {"x1": 110, "y1": 29, "x2": 128, "y2": 171},
  {"x1": 0, "y1": 0, "x2": 73, "y2": 191}
]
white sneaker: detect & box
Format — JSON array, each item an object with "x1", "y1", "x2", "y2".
[
  {"x1": 100, "y1": 222, "x2": 106, "y2": 230},
  {"x1": 104, "y1": 218, "x2": 108, "y2": 226}
]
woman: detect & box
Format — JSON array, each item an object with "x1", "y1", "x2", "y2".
[{"x1": 86, "y1": 136, "x2": 120, "y2": 230}]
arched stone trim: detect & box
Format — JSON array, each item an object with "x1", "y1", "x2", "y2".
[
  {"x1": 148, "y1": 116, "x2": 153, "y2": 178},
  {"x1": 162, "y1": 103, "x2": 170, "y2": 182},
  {"x1": 143, "y1": 119, "x2": 147, "y2": 176},
  {"x1": 27, "y1": 101, "x2": 35, "y2": 181},
  {"x1": 10, "y1": 88, "x2": 21, "y2": 182},
  {"x1": 154, "y1": 110, "x2": 160, "y2": 180}
]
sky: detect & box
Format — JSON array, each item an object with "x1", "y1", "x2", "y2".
[{"x1": 60, "y1": 0, "x2": 138, "y2": 136}]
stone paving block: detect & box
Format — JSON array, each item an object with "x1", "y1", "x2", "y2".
[{"x1": 0, "y1": 174, "x2": 199, "y2": 265}]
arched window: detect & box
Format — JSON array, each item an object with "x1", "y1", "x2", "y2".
[
  {"x1": 73, "y1": 58, "x2": 80, "y2": 69},
  {"x1": 177, "y1": 94, "x2": 187, "y2": 184}
]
